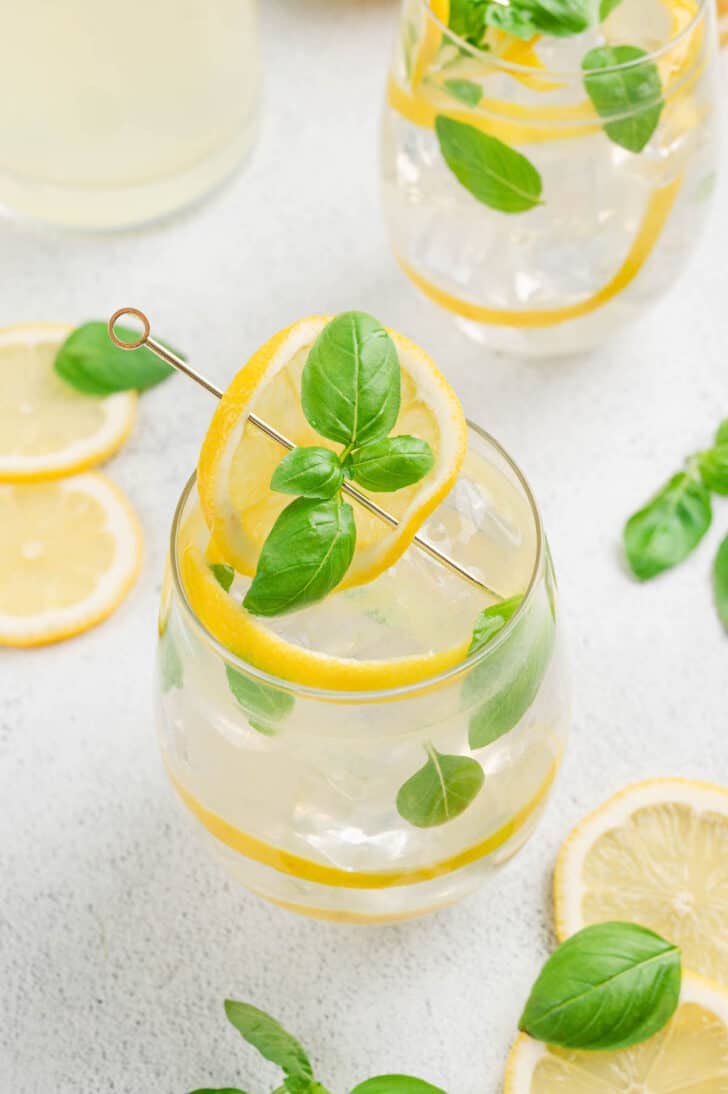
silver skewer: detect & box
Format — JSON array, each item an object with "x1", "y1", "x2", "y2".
[{"x1": 108, "y1": 307, "x2": 503, "y2": 600}]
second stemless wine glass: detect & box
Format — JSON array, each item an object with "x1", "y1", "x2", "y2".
[{"x1": 381, "y1": 0, "x2": 719, "y2": 357}]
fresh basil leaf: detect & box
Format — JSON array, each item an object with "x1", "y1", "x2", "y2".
[
  {"x1": 54, "y1": 321, "x2": 178, "y2": 396},
  {"x1": 699, "y1": 446, "x2": 728, "y2": 496},
  {"x1": 397, "y1": 746, "x2": 484, "y2": 828},
  {"x1": 469, "y1": 595, "x2": 524, "y2": 656},
  {"x1": 519, "y1": 921, "x2": 681, "y2": 1050},
  {"x1": 484, "y1": 5, "x2": 540, "y2": 38},
  {"x1": 466, "y1": 597, "x2": 554, "y2": 750},
  {"x1": 270, "y1": 446, "x2": 344, "y2": 500},
  {"x1": 600, "y1": 0, "x2": 624, "y2": 18},
  {"x1": 716, "y1": 419, "x2": 728, "y2": 446},
  {"x1": 348, "y1": 436, "x2": 434, "y2": 493},
  {"x1": 486, "y1": 0, "x2": 592, "y2": 37},
  {"x1": 226, "y1": 665, "x2": 294, "y2": 728},
  {"x1": 244, "y1": 498, "x2": 356, "y2": 617},
  {"x1": 224, "y1": 1002, "x2": 314, "y2": 1093},
  {"x1": 449, "y1": 0, "x2": 489, "y2": 44},
  {"x1": 301, "y1": 312, "x2": 401, "y2": 449},
  {"x1": 159, "y1": 631, "x2": 183, "y2": 692},
  {"x1": 583, "y1": 46, "x2": 663, "y2": 154},
  {"x1": 350, "y1": 1078, "x2": 447, "y2": 1094},
  {"x1": 435, "y1": 116, "x2": 543, "y2": 214},
  {"x1": 624, "y1": 472, "x2": 712, "y2": 580},
  {"x1": 714, "y1": 535, "x2": 728, "y2": 634},
  {"x1": 444, "y1": 78, "x2": 483, "y2": 107},
  {"x1": 210, "y1": 563, "x2": 235, "y2": 592}
]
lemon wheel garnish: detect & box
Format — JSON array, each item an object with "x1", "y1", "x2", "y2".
[
  {"x1": 179, "y1": 506, "x2": 469, "y2": 691},
  {"x1": 554, "y1": 778, "x2": 728, "y2": 985},
  {"x1": 505, "y1": 973, "x2": 728, "y2": 1094},
  {"x1": 0, "y1": 324, "x2": 136, "y2": 482},
  {"x1": 197, "y1": 316, "x2": 467, "y2": 592},
  {"x1": 0, "y1": 472, "x2": 143, "y2": 646}
]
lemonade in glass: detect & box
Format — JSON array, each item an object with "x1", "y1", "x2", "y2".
[
  {"x1": 382, "y1": 0, "x2": 718, "y2": 357},
  {"x1": 156, "y1": 314, "x2": 571, "y2": 922}
]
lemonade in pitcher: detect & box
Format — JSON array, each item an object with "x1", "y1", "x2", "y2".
[
  {"x1": 156, "y1": 313, "x2": 571, "y2": 922},
  {"x1": 382, "y1": 0, "x2": 718, "y2": 356},
  {"x1": 0, "y1": 0, "x2": 260, "y2": 228}
]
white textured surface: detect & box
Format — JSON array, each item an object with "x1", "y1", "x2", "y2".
[{"x1": 1, "y1": 4, "x2": 727, "y2": 1092}]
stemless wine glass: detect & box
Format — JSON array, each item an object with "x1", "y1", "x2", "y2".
[
  {"x1": 381, "y1": 0, "x2": 719, "y2": 357},
  {"x1": 0, "y1": 0, "x2": 260, "y2": 229},
  {"x1": 156, "y1": 424, "x2": 571, "y2": 923}
]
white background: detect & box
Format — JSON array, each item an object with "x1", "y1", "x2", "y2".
[{"x1": 1, "y1": 2, "x2": 727, "y2": 1091}]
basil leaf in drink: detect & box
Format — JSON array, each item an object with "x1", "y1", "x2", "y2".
[
  {"x1": 449, "y1": 0, "x2": 489, "y2": 44},
  {"x1": 487, "y1": 0, "x2": 592, "y2": 37},
  {"x1": 484, "y1": 5, "x2": 540, "y2": 38},
  {"x1": 435, "y1": 116, "x2": 543, "y2": 214},
  {"x1": 350, "y1": 1078, "x2": 447, "y2": 1094},
  {"x1": 226, "y1": 665, "x2": 294, "y2": 729},
  {"x1": 469, "y1": 595, "x2": 524, "y2": 656},
  {"x1": 210, "y1": 563, "x2": 235, "y2": 592},
  {"x1": 397, "y1": 745, "x2": 484, "y2": 828},
  {"x1": 624, "y1": 472, "x2": 712, "y2": 580},
  {"x1": 714, "y1": 535, "x2": 728, "y2": 633},
  {"x1": 224, "y1": 1002, "x2": 314, "y2": 1094},
  {"x1": 519, "y1": 921, "x2": 681, "y2": 1050},
  {"x1": 54, "y1": 321, "x2": 178, "y2": 395},
  {"x1": 348, "y1": 436, "x2": 434, "y2": 492},
  {"x1": 271, "y1": 446, "x2": 344, "y2": 499},
  {"x1": 244, "y1": 497, "x2": 356, "y2": 617},
  {"x1": 159, "y1": 631, "x2": 183, "y2": 692},
  {"x1": 583, "y1": 46, "x2": 664, "y2": 154},
  {"x1": 301, "y1": 312, "x2": 400, "y2": 449},
  {"x1": 699, "y1": 446, "x2": 728, "y2": 496},
  {"x1": 444, "y1": 78, "x2": 483, "y2": 107}
]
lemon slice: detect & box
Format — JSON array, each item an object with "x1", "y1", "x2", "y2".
[
  {"x1": 505, "y1": 973, "x2": 728, "y2": 1094},
  {"x1": 0, "y1": 472, "x2": 143, "y2": 646},
  {"x1": 198, "y1": 316, "x2": 466, "y2": 590},
  {"x1": 554, "y1": 778, "x2": 728, "y2": 985},
  {"x1": 179, "y1": 504, "x2": 469, "y2": 691},
  {"x1": 0, "y1": 324, "x2": 136, "y2": 482}
]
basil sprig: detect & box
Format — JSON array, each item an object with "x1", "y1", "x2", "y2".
[
  {"x1": 583, "y1": 46, "x2": 664, "y2": 154},
  {"x1": 520, "y1": 922, "x2": 681, "y2": 1050},
  {"x1": 624, "y1": 417, "x2": 728, "y2": 631},
  {"x1": 244, "y1": 313, "x2": 435, "y2": 618},
  {"x1": 189, "y1": 1000, "x2": 446, "y2": 1094},
  {"x1": 55, "y1": 321, "x2": 179, "y2": 395}
]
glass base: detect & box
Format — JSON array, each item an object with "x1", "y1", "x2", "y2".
[{"x1": 0, "y1": 112, "x2": 258, "y2": 231}]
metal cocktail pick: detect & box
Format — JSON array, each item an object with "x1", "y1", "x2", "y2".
[{"x1": 108, "y1": 307, "x2": 504, "y2": 600}]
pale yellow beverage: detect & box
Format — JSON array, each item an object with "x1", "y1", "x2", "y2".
[{"x1": 0, "y1": 0, "x2": 259, "y2": 228}]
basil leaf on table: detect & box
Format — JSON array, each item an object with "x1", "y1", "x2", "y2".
[
  {"x1": 397, "y1": 745, "x2": 484, "y2": 828},
  {"x1": 699, "y1": 446, "x2": 728, "y2": 496},
  {"x1": 583, "y1": 46, "x2": 664, "y2": 154},
  {"x1": 624, "y1": 472, "x2": 712, "y2": 580},
  {"x1": 271, "y1": 446, "x2": 344, "y2": 499},
  {"x1": 600, "y1": 0, "x2": 624, "y2": 17},
  {"x1": 244, "y1": 497, "x2": 356, "y2": 616},
  {"x1": 519, "y1": 922, "x2": 682, "y2": 1051},
  {"x1": 188, "y1": 1089, "x2": 249, "y2": 1094},
  {"x1": 210, "y1": 563, "x2": 235, "y2": 592},
  {"x1": 714, "y1": 535, "x2": 728, "y2": 633},
  {"x1": 444, "y1": 78, "x2": 483, "y2": 107},
  {"x1": 226, "y1": 664, "x2": 294, "y2": 727},
  {"x1": 348, "y1": 436, "x2": 434, "y2": 492},
  {"x1": 224, "y1": 1002, "x2": 314, "y2": 1093},
  {"x1": 55, "y1": 321, "x2": 178, "y2": 395},
  {"x1": 351, "y1": 1078, "x2": 447, "y2": 1094},
  {"x1": 301, "y1": 312, "x2": 401, "y2": 449},
  {"x1": 716, "y1": 419, "x2": 728, "y2": 446},
  {"x1": 435, "y1": 116, "x2": 543, "y2": 214}
]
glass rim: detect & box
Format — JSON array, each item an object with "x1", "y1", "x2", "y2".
[
  {"x1": 169, "y1": 420, "x2": 546, "y2": 704},
  {"x1": 417, "y1": 0, "x2": 709, "y2": 79}
]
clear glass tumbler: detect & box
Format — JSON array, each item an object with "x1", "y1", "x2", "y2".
[
  {"x1": 381, "y1": 0, "x2": 719, "y2": 357},
  {"x1": 0, "y1": 0, "x2": 260, "y2": 229},
  {"x1": 156, "y1": 425, "x2": 571, "y2": 923}
]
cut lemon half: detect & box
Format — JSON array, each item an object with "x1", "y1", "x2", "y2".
[
  {"x1": 554, "y1": 778, "x2": 728, "y2": 985},
  {"x1": 179, "y1": 504, "x2": 469, "y2": 691},
  {"x1": 198, "y1": 316, "x2": 466, "y2": 591},
  {"x1": 505, "y1": 973, "x2": 728, "y2": 1094},
  {"x1": 0, "y1": 324, "x2": 136, "y2": 482},
  {"x1": 0, "y1": 472, "x2": 143, "y2": 646}
]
